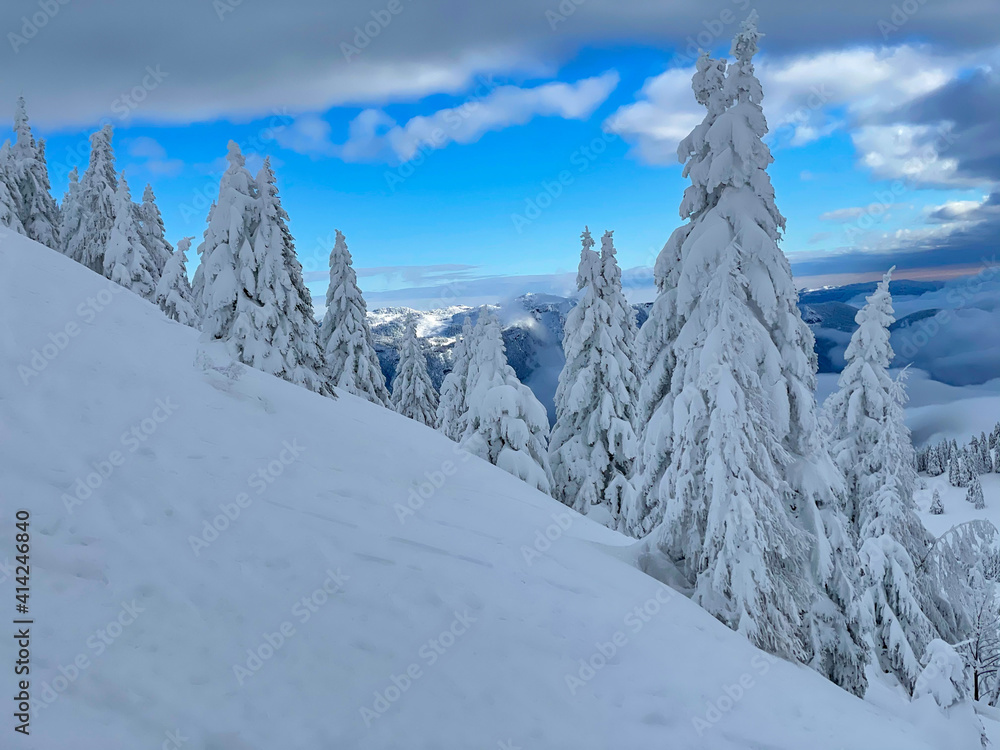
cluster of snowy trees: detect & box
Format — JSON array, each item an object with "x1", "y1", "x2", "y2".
[
  {"x1": 915, "y1": 420, "x2": 999, "y2": 513},
  {"x1": 0, "y1": 99, "x2": 196, "y2": 336},
  {"x1": 0, "y1": 99, "x2": 178, "y2": 306},
  {"x1": 920, "y1": 427, "x2": 1000, "y2": 479},
  {"x1": 537, "y1": 13, "x2": 998, "y2": 710},
  {"x1": 196, "y1": 144, "x2": 332, "y2": 396},
  {"x1": 428, "y1": 224, "x2": 640, "y2": 498},
  {"x1": 549, "y1": 227, "x2": 638, "y2": 524},
  {"x1": 0, "y1": 97, "x2": 58, "y2": 245},
  {"x1": 919, "y1": 425, "x2": 1000, "y2": 496},
  {"x1": 3, "y1": 100, "x2": 441, "y2": 410}
]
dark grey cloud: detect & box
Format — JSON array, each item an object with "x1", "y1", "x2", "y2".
[
  {"x1": 927, "y1": 192, "x2": 1000, "y2": 223},
  {"x1": 884, "y1": 66, "x2": 1000, "y2": 184},
  {"x1": 2, "y1": 0, "x2": 997, "y2": 129},
  {"x1": 791, "y1": 191, "x2": 1000, "y2": 277}
]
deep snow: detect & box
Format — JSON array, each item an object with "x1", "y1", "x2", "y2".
[{"x1": 0, "y1": 231, "x2": 981, "y2": 748}]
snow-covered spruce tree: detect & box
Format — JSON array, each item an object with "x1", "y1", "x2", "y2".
[
  {"x1": 825, "y1": 269, "x2": 934, "y2": 691},
  {"x1": 598, "y1": 230, "x2": 640, "y2": 520},
  {"x1": 825, "y1": 269, "x2": 911, "y2": 526},
  {"x1": 190, "y1": 201, "x2": 214, "y2": 321},
  {"x1": 154, "y1": 236, "x2": 199, "y2": 327},
  {"x1": 962, "y1": 451, "x2": 975, "y2": 487},
  {"x1": 0, "y1": 142, "x2": 25, "y2": 234},
  {"x1": 200, "y1": 147, "x2": 329, "y2": 393},
  {"x1": 391, "y1": 321, "x2": 439, "y2": 426},
  {"x1": 461, "y1": 310, "x2": 553, "y2": 494},
  {"x1": 949, "y1": 453, "x2": 962, "y2": 487},
  {"x1": 980, "y1": 433, "x2": 993, "y2": 473},
  {"x1": 137, "y1": 184, "x2": 174, "y2": 276},
  {"x1": 436, "y1": 316, "x2": 474, "y2": 441},
  {"x1": 976, "y1": 434, "x2": 991, "y2": 474},
  {"x1": 58, "y1": 167, "x2": 83, "y2": 254},
  {"x1": 318, "y1": 230, "x2": 389, "y2": 405},
  {"x1": 198, "y1": 141, "x2": 259, "y2": 358},
  {"x1": 625, "y1": 50, "x2": 728, "y2": 538},
  {"x1": 254, "y1": 158, "x2": 331, "y2": 396},
  {"x1": 627, "y1": 15, "x2": 867, "y2": 689},
  {"x1": 927, "y1": 445, "x2": 945, "y2": 476},
  {"x1": 66, "y1": 125, "x2": 118, "y2": 273},
  {"x1": 10, "y1": 98, "x2": 60, "y2": 248},
  {"x1": 968, "y1": 475, "x2": 985, "y2": 509},
  {"x1": 916, "y1": 446, "x2": 927, "y2": 473},
  {"x1": 930, "y1": 488, "x2": 944, "y2": 515},
  {"x1": 103, "y1": 174, "x2": 156, "y2": 298},
  {"x1": 859, "y1": 467, "x2": 937, "y2": 693},
  {"x1": 969, "y1": 437, "x2": 983, "y2": 475},
  {"x1": 550, "y1": 228, "x2": 602, "y2": 512},
  {"x1": 549, "y1": 227, "x2": 638, "y2": 523}
]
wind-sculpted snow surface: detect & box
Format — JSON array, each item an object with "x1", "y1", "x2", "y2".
[{"x1": 0, "y1": 232, "x2": 977, "y2": 748}]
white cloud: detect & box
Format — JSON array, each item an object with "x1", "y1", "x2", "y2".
[
  {"x1": 383, "y1": 72, "x2": 619, "y2": 162},
  {"x1": 819, "y1": 203, "x2": 908, "y2": 222},
  {"x1": 273, "y1": 114, "x2": 338, "y2": 158},
  {"x1": 278, "y1": 72, "x2": 620, "y2": 163},
  {"x1": 603, "y1": 67, "x2": 703, "y2": 164},
  {"x1": 924, "y1": 198, "x2": 989, "y2": 222},
  {"x1": 122, "y1": 137, "x2": 184, "y2": 177},
  {"x1": 606, "y1": 45, "x2": 966, "y2": 165},
  {"x1": 851, "y1": 123, "x2": 962, "y2": 185}
]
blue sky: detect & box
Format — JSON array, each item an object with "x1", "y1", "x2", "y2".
[{"x1": 6, "y1": 0, "x2": 998, "y2": 308}]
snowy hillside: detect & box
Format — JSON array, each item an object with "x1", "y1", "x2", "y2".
[{"x1": 0, "y1": 233, "x2": 971, "y2": 748}]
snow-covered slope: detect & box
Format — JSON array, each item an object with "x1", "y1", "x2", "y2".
[{"x1": 0, "y1": 232, "x2": 967, "y2": 748}]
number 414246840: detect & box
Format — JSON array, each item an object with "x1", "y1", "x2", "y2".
[{"x1": 14, "y1": 509, "x2": 29, "y2": 614}]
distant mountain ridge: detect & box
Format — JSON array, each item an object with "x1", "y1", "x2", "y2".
[{"x1": 364, "y1": 277, "x2": 971, "y2": 418}]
